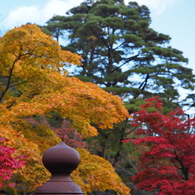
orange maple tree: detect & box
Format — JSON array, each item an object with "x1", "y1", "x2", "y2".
[{"x1": 0, "y1": 24, "x2": 130, "y2": 194}]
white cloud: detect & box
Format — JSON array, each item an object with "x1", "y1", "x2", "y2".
[
  {"x1": 2, "y1": 5, "x2": 40, "y2": 29},
  {"x1": 1, "y1": 0, "x2": 83, "y2": 30},
  {"x1": 130, "y1": 0, "x2": 176, "y2": 15},
  {"x1": 2, "y1": 0, "x2": 176, "y2": 31},
  {"x1": 40, "y1": 0, "x2": 82, "y2": 21}
]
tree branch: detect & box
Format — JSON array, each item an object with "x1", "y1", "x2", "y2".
[
  {"x1": 110, "y1": 53, "x2": 140, "y2": 73},
  {"x1": 138, "y1": 73, "x2": 150, "y2": 91},
  {"x1": 174, "y1": 150, "x2": 189, "y2": 181},
  {"x1": 0, "y1": 55, "x2": 21, "y2": 102}
]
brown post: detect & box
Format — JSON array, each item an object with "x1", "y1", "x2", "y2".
[{"x1": 36, "y1": 142, "x2": 83, "y2": 195}]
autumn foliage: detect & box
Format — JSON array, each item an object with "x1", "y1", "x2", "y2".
[
  {"x1": 23, "y1": 116, "x2": 131, "y2": 195},
  {"x1": 0, "y1": 24, "x2": 129, "y2": 137},
  {"x1": 25, "y1": 116, "x2": 88, "y2": 149},
  {"x1": 0, "y1": 24, "x2": 130, "y2": 194},
  {"x1": 73, "y1": 148, "x2": 130, "y2": 195},
  {"x1": 0, "y1": 138, "x2": 25, "y2": 188},
  {"x1": 123, "y1": 97, "x2": 195, "y2": 195}
]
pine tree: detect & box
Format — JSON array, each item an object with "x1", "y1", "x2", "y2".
[{"x1": 43, "y1": 0, "x2": 194, "y2": 112}]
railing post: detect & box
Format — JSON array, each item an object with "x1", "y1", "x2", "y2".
[{"x1": 36, "y1": 142, "x2": 83, "y2": 195}]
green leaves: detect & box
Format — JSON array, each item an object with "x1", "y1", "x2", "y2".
[{"x1": 42, "y1": 0, "x2": 194, "y2": 110}]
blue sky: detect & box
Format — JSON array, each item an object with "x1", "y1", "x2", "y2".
[{"x1": 0, "y1": 0, "x2": 194, "y2": 101}]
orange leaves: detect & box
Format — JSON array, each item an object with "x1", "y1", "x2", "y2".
[
  {"x1": 60, "y1": 50, "x2": 82, "y2": 66},
  {"x1": 0, "y1": 24, "x2": 129, "y2": 137},
  {"x1": 72, "y1": 148, "x2": 131, "y2": 195},
  {"x1": 56, "y1": 76, "x2": 130, "y2": 136},
  {"x1": 0, "y1": 24, "x2": 81, "y2": 85},
  {"x1": 0, "y1": 124, "x2": 50, "y2": 191},
  {"x1": 0, "y1": 24, "x2": 130, "y2": 194},
  {"x1": 5, "y1": 72, "x2": 129, "y2": 137}
]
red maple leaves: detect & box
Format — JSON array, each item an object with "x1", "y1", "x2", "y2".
[
  {"x1": 0, "y1": 138, "x2": 25, "y2": 187},
  {"x1": 123, "y1": 97, "x2": 195, "y2": 195},
  {"x1": 52, "y1": 119, "x2": 88, "y2": 149}
]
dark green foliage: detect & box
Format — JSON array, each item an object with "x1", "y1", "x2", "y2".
[{"x1": 42, "y1": 0, "x2": 194, "y2": 112}]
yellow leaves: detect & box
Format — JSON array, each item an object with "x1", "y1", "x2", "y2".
[
  {"x1": 2, "y1": 68, "x2": 129, "y2": 137},
  {"x1": 10, "y1": 102, "x2": 53, "y2": 118},
  {"x1": 87, "y1": 36, "x2": 97, "y2": 41},
  {"x1": 0, "y1": 24, "x2": 81, "y2": 83},
  {"x1": 0, "y1": 124, "x2": 49, "y2": 191},
  {"x1": 72, "y1": 148, "x2": 131, "y2": 195},
  {"x1": 23, "y1": 123, "x2": 60, "y2": 153},
  {"x1": 60, "y1": 50, "x2": 82, "y2": 66},
  {"x1": 0, "y1": 24, "x2": 131, "y2": 194},
  {"x1": 0, "y1": 24, "x2": 130, "y2": 137}
]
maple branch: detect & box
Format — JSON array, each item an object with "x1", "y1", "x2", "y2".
[
  {"x1": 0, "y1": 40, "x2": 35, "y2": 102},
  {"x1": 0, "y1": 55, "x2": 21, "y2": 102},
  {"x1": 171, "y1": 157, "x2": 181, "y2": 170},
  {"x1": 9, "y1": 80, "x2": 29, "y2": 89},
  {"x1": 174, "y1": 150, "x2": 189, "y2": 181}
]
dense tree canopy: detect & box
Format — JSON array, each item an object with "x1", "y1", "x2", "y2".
[
  {"x1": 0, "y1": 24, "x2": 130, "y2": 194},
  {"x1": 1, "y1": 0, "x2": 195, "y2": 194},
  {"x1": 43, "y1": 0, "x2": 194, "y2": 112},
  {"x1": 41, "y1": 3, "x2": 195, "y2": 194},
  {"x1": 0, "y1": 24, "x2": 129, "y2": 136},
  {"x1": 123, "y1": 97, "x2": 195, "y2": 194},
  {"x1": 0, "y1": 138, "x2": 25, "y2": 188}
]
